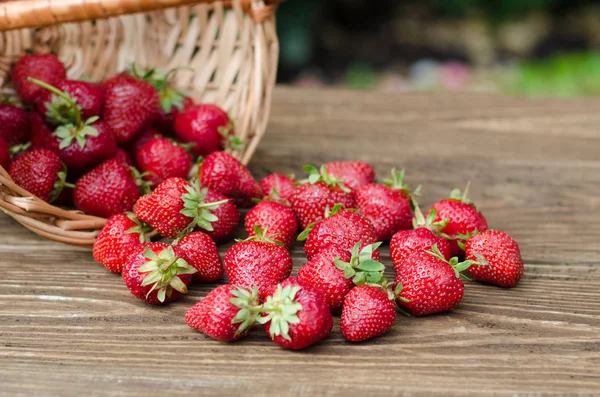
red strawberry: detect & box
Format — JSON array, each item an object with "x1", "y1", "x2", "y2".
[
  {"x1": 126, "y1": 128, "x2": 160, "y2": 159},
  {"x1": 244, "y1": 201, "x2": 298, "y2": 249},
  {"x1": 260, "y1": 173, "x2": 296, "y2": 204},
  {"x1": 73, "y1": 159, "x2": 140, "y2": 218},
  {"x1": 114, "y1": 147, "x2": 134, "y2": 166},
  {"x1": 92, "y1": 213, "x2": 152, "y2": 273},
  {"x1": 35, "y1": 80, "x2": 104, "y2": 125},
  {"x1": 224, "y1": 228, "x2": 293, "y2": 299},
  {"x1": 175, "y1": 104, "x2": 237, "y2": 156},
  {"x1": 465, "y1": 230, "x2": 523, "y2": 287},
  {"x1": 0, "y1": 103, "x2": 30, "y2": 146},
  {"x1": 0, "y1": 138, "x2": 9, "y2": 170},
  {"x1": 8, "y1": 148, "x2": 72, "y2": 202},
  {"x1": 185, "y1": 285, "x2": 260, "y2": 342},
  {"x1": 176, "y1": 232, "x2": 224, "y2": 283},
  {"x1": 340, "y1": 284, "x2": 396, "y2": 342},
  {"x1": 355, "y1": 169, "x2": 417, "y2": 241},
  {"x1": 11, "y1": 53, "x2": 66, "y2": 104},
  {"x1": 258, "y1": 278, "x2": 333, "y2": 350},
  {"x1": 427, "y1": 183, "x2": 489, "y2": 257},
  {"x1": 390, "y1": 205, "x2": 452, "y2": 271},
  {"x1": 135, "y1": 137, "x2": 192, "y2": 186},
  {"x1": 301, "y1": 204, "x2": 379, "y2": 261},
  {"x1": 103, "y1": 73, "x2": 160, "y2": 143},
  {"x1": 133, "y1": 178, "x2": 237, "y2": 240},
  {"x1": 394, "y1": 245, "x2": 474, "y2": 316},
  {"x1": 289, "y1": 165, "x2": 355, "y2": 229},
  {"x1": 199, "y1": 151, "x2": 262, "y2": 208},
  {"x1": 122, "y1": 242, "x2": 196, "y2": 305},
  {"x1": 156, "y1": 96, "x2": 194, "y2": 135},
  {"x1": 324, "y1": 161, "x2": 375, "y2": 191}
]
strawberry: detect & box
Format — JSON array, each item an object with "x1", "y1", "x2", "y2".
[
  {"x1": 11, "y1": 53, "x2": 66, "y2": 105},
  {"x1": 103, "y1": 73, "x2": 160, "y2": 143},
  {"x1": 260, "y1": 173, "x2": 296, "y2": 204},
  {"x1": 92, "y1": 213, "x2": 152, "y2": 273},
  {"x1": 289, "y1": 165, "x2": 355, "y2": 229},
  {"x1": 35, "y1": 80, "x2": 104, "y2": 125},
  {"x1": 133, "y1": 178, "x2": 237, "y2": 240},
  {"x1": 427, "y1": 183, "x2": 489, "y2": 257},
  {"x1": 8, "y1": 147, "x2": 72, "y2": 202},
  {"x1": 176, "y1": 232, "x2": 224, "y2": 283},
  {"x1": 156, "y1": 96, "x2": 194, "y2": 135},
  {"x1": 185, "y1": 285, "x2": 261, "y2": 342},
  {"x1": 122, "y1": 242, "x2": 196, "y2": 305},
  {"x1": 258, "y1": 278, "x2": 333, "y2": 350},
  {"x1": 135, "y1": 137, "x2": 192, "y2": 186},
  {"x1": 465, "y1": 230, "x2": 523, "y2": 287},
  {"x1": 324, "y1": 161, "x2": 375, "y2": 191},
  {"x1": 355, "y1": 169, "x2": 418, "y2": 241},
  {"x1": 300, "y1": 204, "x2": 379, "y2": 261},
  {"x1": 125, "y1": 128, "x2": 160, "y2": 159},
  {"x1": 244, "y1": 201, "x2": 298, "y2": 249},
  {"x1": 340, "y1": 284, "x2": 396, "y2": 342},
  {"x1": 73, "y1": 159, "x2": 140, "y2": 218},
  {"x1": 114, "y1": 148, "x2": 134, "y2": 166},
  {"x1": 224, "y1": 227, "x2": 293, "y2": 299},
  {"x1": 0, "y1": 138, "x2": 9, "y2": 170},
  {"x1": 174, "y1": 104, "x2": 239, "y2": 156},
  {"x1": 0, "y1": 103, "x2": 30, "y2": 146},
  {"x1": 199, "y1": 151, "x2": 263, "y2": 208},
  {"x1": 390, "y1": 205, "x2": 452, "y2": 271},
  {"x1": 297, "y1": 242, "x2": 385, "y2": 313},
  {"x1": 394, "y1": 245, "x2": 475, "y2": 316}
]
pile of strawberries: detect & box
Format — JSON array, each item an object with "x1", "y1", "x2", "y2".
[{"x1": 1, "y1": 53, "x2": 524, "y2": 351}]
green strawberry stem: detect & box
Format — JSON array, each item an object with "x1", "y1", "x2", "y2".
[
  {"x1": 299, "y1": 164, "x2": 351, "y2": 193},
  {"x1": 412, "y1": 205, "x2": 451, "y2": 237},
  {"x1": 334, "y1": 241, "x2": 386, "y2": 286},
  {"x1": 124, "y1": 212, "x2": 154, "y2": 244},
  {"x1": 229, "y1": 286, "x2": 262, "y2": 336},
  {"x1": 383, "y1": 168, "x2": 420, "y2": 209},
  {"x1": 449, "y1": 181, "x2": 476, "y2": 206},
  {"x1": 237, "y1": 225, "x2": 284, "y2": 247},
  {"x1": 425, "y1": 243, "x2": 483, "y2": 281},
  {"x1": 27, "y1": 77, "x2": 81, "y2": 127},
  {"x1": 257, "y1": 284, "x2": 303, "y2": 342},
  {"x1": 179, "y1": 180, "x2": 230, "y2": 237}
]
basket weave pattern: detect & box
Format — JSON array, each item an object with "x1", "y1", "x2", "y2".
[{"x1": 0, "y1": 0, "x2": 280, "y2": 247}]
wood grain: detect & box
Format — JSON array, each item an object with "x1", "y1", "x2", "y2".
[{"x1": 1, "y1": 87, "x2": 599, "y2": 396}]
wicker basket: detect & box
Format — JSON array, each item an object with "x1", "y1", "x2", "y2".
[{"x1": 0, "y1": 0, "x2": 281, "y2": 248}]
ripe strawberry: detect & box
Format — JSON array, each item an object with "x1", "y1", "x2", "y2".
[
  {"x1": 0, "y1": 103, "x2": 30, "y2": 146},
  {"x1": 156, "y1": 96, "x2": 194, "y2": 135},
  {"x1": 390, "y1": 205, "x2": 452, "y2": 271},
  {"x1": 11, "y1": 53, "x2": 66, "y2": 104},
  {"x1": 394, "y1": 245, "x2": 474, "y2": 316},
  {"x1": 73, "y1": 159, "x2": 140, "y2": 218},
  {"x1": 340, "y1": 284, "x2": 396, "y2": 342},
  {"x1": 103, "y1": 73, "x2": 160, "y2": 143},
  {"x1": 300, "y1": 204, "x2": 379, "y2": 261},
  {"x1": 355, "y1": 169, "x2": 418, "y2": 241},
  {"x1": 125, "y1": 128, "x2": 160, "y2": 159},
  {"x1": 8, "y1": 148, "x2": 72, "y2": 202},
  {"x1": 199, "y1": 151, "x2": 262, "y2": 208},
  {"x1": 427, "y1": 183, "x2": 489, "y2": 257},
  {"x1": 135, "y1": 137, "x2": 192, "y2": 186},
  {"x1": 258, "y1": 278, "x2": 333, "y2": 350},
  {"x1": 185, "y1": 285, "x2": 260, "y2": 342},
  {"x1": 260, "y1": 173, "x2": 296, "y2": 204},
  {"x1": 92, "y1": 213, "x2": 152, "y2": 273},
  {"x1": 324, "y1": 161, "x2": 375, "y2": 191},
  {"x1": 175, "y1": 104, "x2": 238, "y2": 156},
  {"x1": 0, "y1": 138, "x2": 9, "y2": 170},
  {"x1": 297, "y1": 242, "x2": 385, "y2": 313},
  {"x1": 35, "y1": 80, "x2": 104, "y2": 125},
  {"x1": 224, "y1": 228, "x2": 293, "y2": 299},
  {"x1": 465, "y1": 230, "x2": 523, "y2": 287},
  {"x1": 114, "y1": 148, "x2": 134, "y2": 166},
  {"x1": 244, "y1": 201, "x2": 298, "y2": 249},
  {"x1": 289, "y1": 165, "x2": 355, "y2": 229},
  {"x1": 122, "y1": 242, "x2": 196, "y2": 305},
  {"x1": 134, "y1": 178, "x2": 237, "y2": 240},
  {"x1": 176, "y1": 232, "x2": 223, "y2": 283}
]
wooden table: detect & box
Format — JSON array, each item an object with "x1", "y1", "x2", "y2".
[{"x1": 1, "y1": 87, "x2": 599, "y2": 396}]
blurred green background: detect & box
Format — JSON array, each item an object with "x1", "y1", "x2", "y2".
[{"x1": 275, "y1": 0, "x2": 600, "y2": 96}]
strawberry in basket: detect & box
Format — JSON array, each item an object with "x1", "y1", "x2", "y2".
[
  {"x1": 0, "y1": 103, "x2": 30, "y2": 147},
  {"x1": 11, "y1": 53, "x2": 66, "y2": 105},
  {"x1": 0, "y1": 138, "x2": 9, "y2": 170},
  {"x1": 135, "y1": 136, "x2": 193, "y2": 187},
  {"x1": 35, "y1": 80, "x2": 104, "y2": 125}
]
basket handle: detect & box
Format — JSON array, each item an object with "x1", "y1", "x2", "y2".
[{"x1": 0, "y1": 0, "x2": 283, "y2": 31}]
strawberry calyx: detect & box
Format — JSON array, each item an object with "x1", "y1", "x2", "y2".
[
  {"x1": 456, "y1": 230, "x2": 480, "y2": 251},
  {"x1": 392, "y1": 282, "x2": 412, "y2": 317},
  {"x1": 237, "y1": 225, "x2": 285, "y2": 247},
  {"x1": 124, "y1": 212, "x2": 153, "y2": 244},
  {"x1": 334, "y1": 241, "x2": 386, "y2": 286},
  {"x1": 425, "y1": 243, "x2": 483, "y2": 280},
  {"x1": 299, "y1": 164, "x2": 351, "y2": 193},
  {"x1": 9, "y1": 142, "x2": 31, "y2": 156},
  {"x1": 383, "y1": 168, "x2": 421, "y2": 209},
  {"x1": 49, "y1": 163, "x2": 74, "y2": 203},
  {"x1": 229, "y1": 286, "x2": 262, "y2": 336},
  {"x1": 448, "y1": 181, "x2": 477, "y2": 208},
  {"x1": 179, "y1": 180, "x2": 230, "y2": 237},
  {"x1": 412, "y1": 205, "x2": 450, "y2": 237},
  {"x1": 138, "y1": 246, "x2": 197, "y2": 303},
  {"x1": 218, "y1": 122, "x2": 244, "y2": 151},
  {"x1": 131, "y1": 65, "x2": 188, "y2": 114},
  {"x1": 27, "y1": 78, "x2": 99, "y2": 149},
  {"x1": 257, "y1": 283, "x2": 303, "y2": 342},
  {"x1": 129, "y1": 167, "x2": 153, "y2": 195}
]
